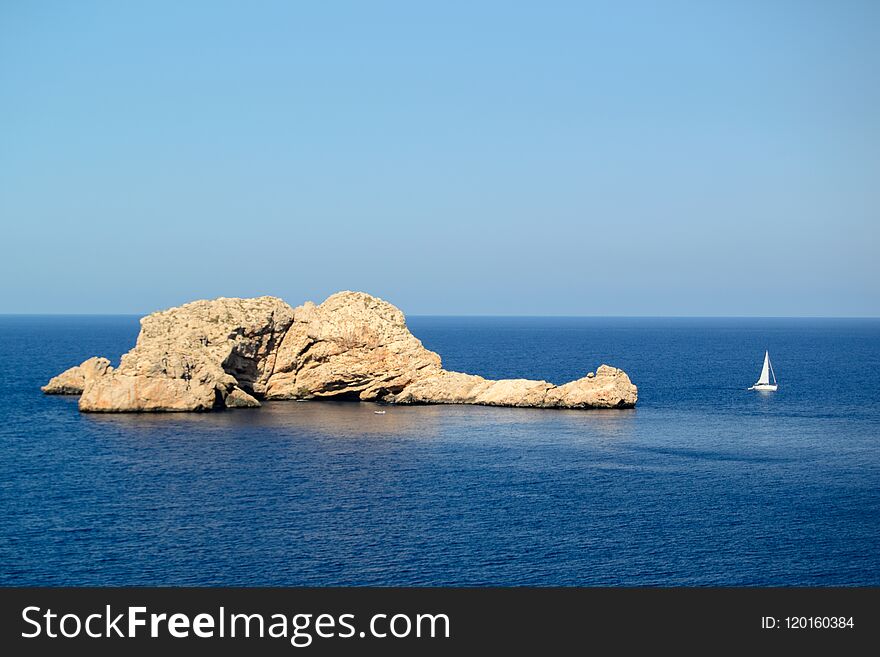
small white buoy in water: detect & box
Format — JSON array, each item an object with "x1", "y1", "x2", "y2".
[{"x1": 374, "y1": 410, "x2": 386, "y2": 414}]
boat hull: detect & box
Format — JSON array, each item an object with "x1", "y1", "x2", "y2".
[{"x1": 749, "y1": 384, "x2": 778, "y2": 391}]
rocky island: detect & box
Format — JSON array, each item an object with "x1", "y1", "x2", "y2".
[{"x1": 42, "y1": 291, "x2": 638, "y2": 412}]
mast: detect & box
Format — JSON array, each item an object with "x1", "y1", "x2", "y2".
[{"x1": 768, "y1": 353, "x2": 776, "y2": 385}]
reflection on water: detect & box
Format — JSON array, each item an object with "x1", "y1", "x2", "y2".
[{"x1": 85, "y1": 399, "x2": 639, "y2": 443}]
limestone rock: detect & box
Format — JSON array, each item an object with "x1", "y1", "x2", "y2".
[
  {"x1": 78, "y1": 296, "x2": 295, "y2": 412},
  {"x1": 44, "y1": 291, "x2": 638, "y2": 413},
  {"x1": 265, "y1": 291, "x2": 442, "y2": 401},
  {"x1": 80, "y1": 373, "x2": 219, "y2": 412},
  {"x1": 542, "y1": 365, "x2": 638, "y2": 408},
  {"x1": 391, "y1": 365, "x2": 637, "y2": 409},
  {"x1": 224, "y1": 386, "x2": 261, "y2": 408},
  {"x1": 41, "y1": 357, "x2": 111, "y2": 395}
]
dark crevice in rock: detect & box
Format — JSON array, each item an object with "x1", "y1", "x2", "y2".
[
  {"x1": 316, "y1": 389, "x2": 364, "y2": 401},
  {"x1": 212, "y1": 388, "x2": 227, "y2": 410}
]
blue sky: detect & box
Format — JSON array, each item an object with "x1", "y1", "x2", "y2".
[{"x1": 1, "y1": 0, "x2": 878, "y2": 315}]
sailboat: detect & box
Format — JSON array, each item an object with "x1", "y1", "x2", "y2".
[{"x1": 748, "y1": 350, "x2": 778, "y2": 391}]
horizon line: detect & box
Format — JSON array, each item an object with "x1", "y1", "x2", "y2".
[{"x1": 1, "y1": 312, "x2": 878, "y2": 320}]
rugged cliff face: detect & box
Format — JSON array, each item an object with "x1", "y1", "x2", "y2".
[
  {"x1": 264, "y1": 292, "x2": 442, "y2": 401},
  {"x1": 79, "y1": 296, "x2": 294, "y2": 412},
  {"x1": 43, "y1": 291, "x2": 638, "y2": 412}
]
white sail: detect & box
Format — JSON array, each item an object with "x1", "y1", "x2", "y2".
[{"x1": 756, "y1": 351, "x2": 771, "y2": 386}]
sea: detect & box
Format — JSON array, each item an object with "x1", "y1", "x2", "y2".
[{"x1": 1, "y1": 315, "x2": 878, "y2": 586}]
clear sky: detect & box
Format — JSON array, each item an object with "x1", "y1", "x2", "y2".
[{"x1": 1, "y1": 1, "x2": 878, "y2": 316}]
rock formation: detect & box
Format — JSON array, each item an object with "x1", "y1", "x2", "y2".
[
  {"x1": 391, "y1": 365, "x2": 637, "y2": 409},
  {"x1": 42, "y1": 356, "x2": 111, "y2": 395},
  {"x1": 44, "y1": 291, "x2": 638, "y2": 412},
  {"x1": 78, "y1": 296, "x2": 294, "y2": 412},
  {"x1": 264, "y1": 292, "x2": 442, "y2": 401}
]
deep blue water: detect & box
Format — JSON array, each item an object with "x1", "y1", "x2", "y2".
[{"x1": 1, "y1": 315, "x2": 878, "y2": 586}]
